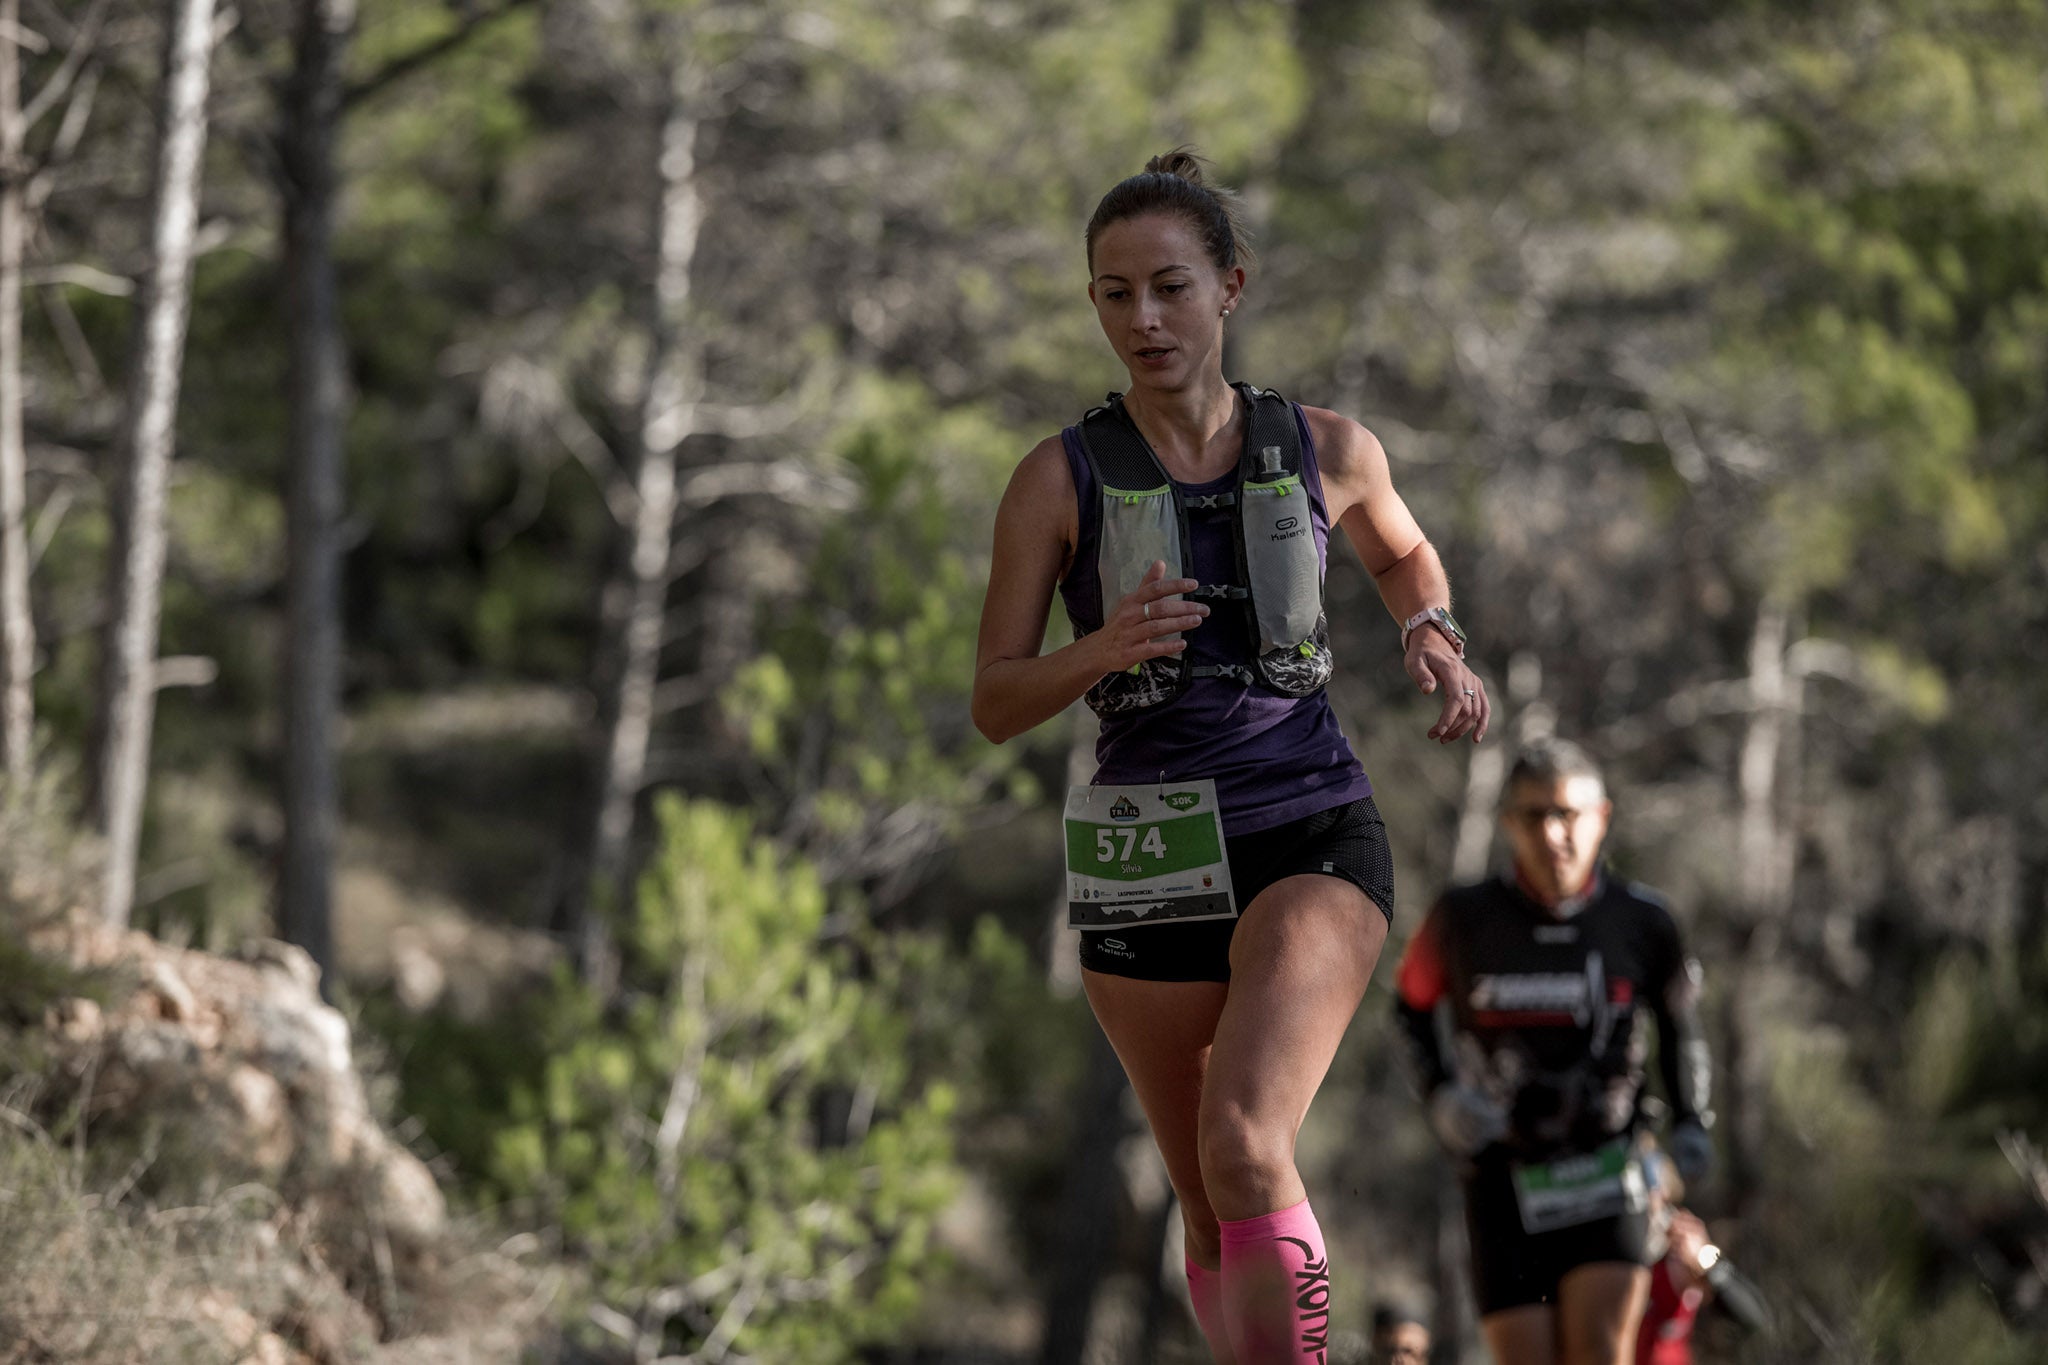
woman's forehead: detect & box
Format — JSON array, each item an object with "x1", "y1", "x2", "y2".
[{"x1": 1091, "y1": 212, "x2": 1209, "y2": 273}]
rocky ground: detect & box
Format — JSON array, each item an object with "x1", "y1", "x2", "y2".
[{"x1": 2, "y1": 907, "x2": 560, "y2": 1365}]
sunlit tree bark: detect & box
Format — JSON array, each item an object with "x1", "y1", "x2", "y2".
[
  {"x1": 91, "y1": 0, "x2": 216, "y2": 927},
  {"x1": 1722, "y1": 599, "x2": 1803, "y2": 1214},
  {"x1": 560, "y1": 20, "x2": 703, "y2": 989},
  {"x1": 0, "y1": 0, "x2": 32, "y2": 786}
]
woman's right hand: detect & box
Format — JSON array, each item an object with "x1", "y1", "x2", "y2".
[{"x1": 1092, "y1": 560, "x2": 1209, "y2": 673}]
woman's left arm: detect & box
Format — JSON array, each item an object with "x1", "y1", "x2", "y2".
[{"x1": 1307, "y1": 407, "x2": 1489, "y2": 744}]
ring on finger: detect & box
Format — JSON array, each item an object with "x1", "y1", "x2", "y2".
[
  {"x1": 1461, "y1": 688, "x2": 1476, "y2": 696},
  {"x1": 1142, "y1": 602, "x2": 1151, "y2": 620}
]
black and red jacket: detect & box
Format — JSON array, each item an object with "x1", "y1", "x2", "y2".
[{"x1": 1394, "y1": 869, "x2": 1713, "y2": 1161}]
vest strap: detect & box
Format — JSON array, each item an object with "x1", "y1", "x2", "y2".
[
  {"x1": 1187, "y1": 491, "x2": 1238, "y2": 509},
  {"x1": 1191, "y1": 663, "x2": 1256, "y2": 686},
  {"x1": 1189, "y1": 584, "x2": 1250, "y2": 601}
]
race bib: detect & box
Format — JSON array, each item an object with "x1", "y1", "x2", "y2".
[
  {"x1": 1511, "y1": 1139, "x2": 1646, "y2": 1234},
  {"x1": 1064, "y1": 780, "x2": 1236, "y2": 929}
]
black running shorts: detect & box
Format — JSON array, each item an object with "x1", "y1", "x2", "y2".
[
  {"x1": 1076, "y1": 796, "x2": 1394, "y2": 983},
  {"x1": 1461, "y1": 1152, "x2": 1655, "y2": 1316}
]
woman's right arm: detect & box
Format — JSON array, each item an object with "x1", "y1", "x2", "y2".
[{"x1": 972, "y1": 437, "x2": 1206, "y2": 744}]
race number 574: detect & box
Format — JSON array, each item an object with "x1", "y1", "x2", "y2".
[{"x1": 1095, "y1": 826, "x2": 1167, "y2": 862}]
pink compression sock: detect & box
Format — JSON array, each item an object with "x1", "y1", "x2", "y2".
[
  {"x1": 1219, "y1": 1199, "x2": 1332, "y2": 1364},
  {"x1": 1185, "y1": 1256, "x2": 1233, "y2": 1363}
]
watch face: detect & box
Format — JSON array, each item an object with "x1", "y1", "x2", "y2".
[
  {"x1": 1431, "y1": 607, "x2": 1466, "y2": 645},
  {"x1": 1404, "y1": 607, "x2": 1467, "y2": 653}
]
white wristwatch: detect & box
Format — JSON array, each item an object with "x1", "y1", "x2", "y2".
[{"x1": 1401, "y1": 606, "x2": 1468, "y2": 658}]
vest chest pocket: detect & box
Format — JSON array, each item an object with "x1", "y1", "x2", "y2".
[
  {"x1": 1097, "y1": 484, "x2": 1181, "y2": 628},
  {"x1": 1242, "y1": 475, "x2": 1322, "y2": 655}
]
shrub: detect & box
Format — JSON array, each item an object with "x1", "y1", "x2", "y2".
[{"x1": 487, "y1": 796, "x2": 963, "y2": 1361}]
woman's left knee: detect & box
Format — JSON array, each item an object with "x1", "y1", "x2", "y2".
[{"x1": 1196, "y1": 1106, "x2": 1295, "y2": 1200}]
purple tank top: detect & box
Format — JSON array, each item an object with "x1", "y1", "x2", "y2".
[{"x1": 1058, "y1": 402, "x2": 1374, "y2": 836}]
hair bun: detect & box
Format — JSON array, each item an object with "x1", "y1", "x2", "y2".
[
  {"x1": 1086, "y1": 146, "x2": 1253, "y2": 277},
  {"x1": 1143, "y1": 147, "x2": 1207, "y2": 186}
]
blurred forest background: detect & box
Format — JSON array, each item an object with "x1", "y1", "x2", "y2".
[{"x1": 0, "y1": 0, "x2": 2044, "y2": 1361}]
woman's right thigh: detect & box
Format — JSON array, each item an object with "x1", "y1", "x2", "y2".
[{"x1": 1082, "y1": 969, "x2": 1230, "y2": 1262}]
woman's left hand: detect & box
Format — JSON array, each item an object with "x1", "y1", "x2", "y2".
[{"x1": 1405, "y1": 632, "x2": 1489, "y2": 744}]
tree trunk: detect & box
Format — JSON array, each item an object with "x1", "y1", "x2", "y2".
[
  {"x1": 1037, "y1": 1022, "x2": 1134, "y2": 1365},
  {"x1": 1036, "y1": 710, "x2": 1129, "y2": 1362},
  {"x1": 561, "y1": 38, "x2": 702, "y2": 988},
  {"x1": 275, "y1": 0, "x2": 354, "y2": 995},
  {"x1": 1736, "y1": 602, "x2": 1798, "y2": 917},
  {"x1": 1722, "y1": 600, "x2": 1803, "y2": 1214},
  {"x1": 1133, "y1": 1185, "x2": 1182, "y2": 1365},
  {"x1": 90, "y1": 0, "x2": 215, "y2": 927},
  {"x1": 0, "y1": 0, "x2": 32, "y2": 787},
  {"x1": 1432, "y1": 1165, "x2": 1480, "y2": 1365}
]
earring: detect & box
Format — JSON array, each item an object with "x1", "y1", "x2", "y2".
[{"x1": 1222, "y1": 308, "x2": 1232, "y2": 317}]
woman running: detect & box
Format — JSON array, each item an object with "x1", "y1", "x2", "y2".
[{"x1": 973, "y1": 149, "x2": 1489, "y2": 1364}]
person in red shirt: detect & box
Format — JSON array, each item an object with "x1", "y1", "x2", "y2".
[
  {"x1": 1636, "y1": 1143, "x2": 1776, "y2": 1363},
  {"x1": 1636, "y1": 1204, "x2": 1710, "y2": 1365}
]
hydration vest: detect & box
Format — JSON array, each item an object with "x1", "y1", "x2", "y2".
[{"x1": 1069, "y1": 382, "x2": 1334, "y2": 717}]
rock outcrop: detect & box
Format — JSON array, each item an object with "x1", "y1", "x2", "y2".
[{"x1": 11, "y1": 916, "x2": 552, "y2": 1365}]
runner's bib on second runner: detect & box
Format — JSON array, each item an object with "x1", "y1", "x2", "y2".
[
  {"x1": 1510, "y1": 1138, "x2": 1647, "y2": 1234},
  {"x1": 1064, "y1": 780, "x2": 1236, "y2": 929}
]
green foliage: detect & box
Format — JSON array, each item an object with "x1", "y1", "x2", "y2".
[
  {"x1": 727, "y1": 378, "x2": 1040, "y2": 847},
  {"x1": 1882, "y1": 1287, "x2": 2039, "y2": 1365},
  {"x1": 1854, "y1": 638, "x2": 1951, "y2": 724},
  {"x1": 1903, "y1": 950, "x2": 1987, "y2": 1117},
  {"x1": 1685, "y1": 13, "x2": 2048, "y2": 587},
  {"x1": 1901, "y1": 936, "x2": 2048, "y2": 1131},
  {"x1": 484, "y1": 797, "x2": 963, "y2": 1360},
  {"x1": 129, "y1": 767, "x2": 277, "y2": 951}
]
